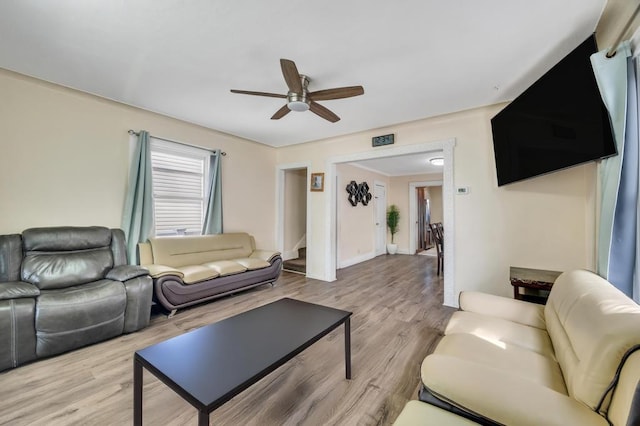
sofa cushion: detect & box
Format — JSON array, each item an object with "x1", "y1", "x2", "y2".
[
  {"x1": 149, "y1": 233, "x2": 254, "y2": 267},
  {"x1": 544, "y1": 269, "x2": 640, "y2": 412},
  {"x1": 180, "y1": 265, "x2": 220, "y2": 284},
  {"x1": 233, "y1": 257, "x2": 270, "y2": 270},
  {"x1": 22, "y1": 248, "x2": 114, "y2": 290},
  {"x1": 35, "y1": 279, "x2": 126, "y2": 357},
  {"x1": 204, "y1": 260, "x2": 247, "y2": 276},
  {"x1": 22, "y1": 226, "x2": 112, "y2": 252},
  {"x1": 459, "y1": 291, "x2": 546, "y2": 329},
  {"x1": 421, "y1": 354, "x2": 609, "y2": 426},
  {"x1": 434, "y1": 333, "x2": 567, "y2": 394},
  {"x1": 445, "y1": 310, "x2": 555, "y2": 359},
  {"x1": 20, "y1": 226, "x2": 116, "y2": 290},
  {"x1": 393, "y1": 400, "x2": 478, "y2": 425}
]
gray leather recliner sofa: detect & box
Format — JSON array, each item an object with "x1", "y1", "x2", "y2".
[{"x1": 0, "y1": 226, "x2": 152, "y2": 372}]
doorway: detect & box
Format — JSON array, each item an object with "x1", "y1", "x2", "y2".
[
  {"x1": 325, "y1": 138, "x2": 456, "y2": 306},
  {"x1": 416, "y1": 187, "x2": 431, "y2": 252},
  {"x1": 276, "y1": 162, "x2": 311, "y2": 276},
  {"x1": 409, "y1": 180, "x2": 443, "y2": 255},
  {"x1": 374, "y1": 181, "x2": 387, "y2": 256}
]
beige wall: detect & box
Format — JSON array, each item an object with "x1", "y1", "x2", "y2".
[
  {"x1": 429, "y1": 186, "x2": 443, "y2": 225},
  {"x1": 275, "y1": 5, "x2": 640, "y2": 296},
  {"x1": 283, "y1": 168, "x2": 307, "y2": 257},
  {"x1": 2, "y1": 3, "x2": 634, "y2": 298},
  {"x1": 336, "y1": 164, "x2": 389, "y2": 266},
  {"x1": 387, "y1": 173, "x2": 443, "y2": 253},
  {"x1": 278, "y1": 106, "x2": 596, "y2": 298},
  {"x1": 596, "y1": 0, "x2": 640, "y2": 50},
  {"x1": 0, "y1": 69, "x2": 277, "y2": 249}
]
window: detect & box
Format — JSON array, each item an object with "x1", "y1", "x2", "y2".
[{"x1": 150, "y1": 138, "x2": 210, "y2": 236}]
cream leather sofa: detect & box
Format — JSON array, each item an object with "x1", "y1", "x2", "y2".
[
  {"x1": 394, "y1": 269, "x2": 640, "y2": 425},
  {"x1": 139, "y1": 233, "x2": 282, "y2": 316}
]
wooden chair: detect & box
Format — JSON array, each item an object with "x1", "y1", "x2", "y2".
[{"x1": 429, "y1": 223, "x2": 444, "y2": 275}]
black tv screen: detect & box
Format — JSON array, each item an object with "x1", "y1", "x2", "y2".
[{"x1": 491, "y1": 35, "x2": 617, "y2": 186}]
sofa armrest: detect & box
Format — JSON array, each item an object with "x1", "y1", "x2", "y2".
[
  {"x1": 459, "y1": 291, "x2": 545, "y2": 329},
  {"x1": 250, "y1": 250, "x2": 281, "y2": 263},
  {"x1": 421, "y1": 355, "x2": 608, "y2": 426},
  {"x1": 141, "y1": 264, "x2": 185, "y2": 279},
  {"x1": 106, "y1": 265, "x2": 149, "y2": 282},
  {"x1": 121, "y1": 275, "x2": 153, "y2": 333},
  {"x1": 137, "y1": 242, "x2": 153, "y2": 265},
  {"x1": 0, "y1": 281, "x2": 40, "y2": 300}
]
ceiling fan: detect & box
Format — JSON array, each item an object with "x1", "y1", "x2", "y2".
[{"x1": 230, "y1": 59, "x2": 364, "y2": 123}]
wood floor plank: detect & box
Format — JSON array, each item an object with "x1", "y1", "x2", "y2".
[{"x1": 0, "y1": 254, "x2": 455, "y2": 425}]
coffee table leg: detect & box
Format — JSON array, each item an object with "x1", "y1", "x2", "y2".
[
  {"x1": 344, "y1": 317, "x2": 351, "y2": 379},
  {"x1": 198, "y1": 410, "x2": 209, "y2": 426},
  {"x1": 133, "y1": 357, "x2": 143, "y2": 426}
]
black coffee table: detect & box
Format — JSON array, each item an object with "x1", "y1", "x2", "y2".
[{"x1": 133, "y1": 298, "x2": 352, "y2": 425}]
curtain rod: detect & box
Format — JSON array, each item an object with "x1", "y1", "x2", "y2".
[
  {"x1": 127, "y1": 130, "x2": 227, "y2": 156},
  {"x1": 606, "y1": 3, "x2": 640, "y2": 58}
]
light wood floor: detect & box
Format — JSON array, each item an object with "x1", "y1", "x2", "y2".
[{"x1": 0, "y1": 254, "x2": 455, "y2": 426}]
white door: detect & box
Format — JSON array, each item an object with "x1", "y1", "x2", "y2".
[{"x1": 374, "y1": 182, "x2": 387, "y2": 255}]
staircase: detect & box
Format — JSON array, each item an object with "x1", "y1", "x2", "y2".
[{"x1": 283, "y1": 247, "x2": 306, "y2": 274}]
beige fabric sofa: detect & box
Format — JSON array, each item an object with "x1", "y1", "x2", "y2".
[
  {"x1": 138, "y1": 233, "x2": 282, "y2": 316},
  {"x1": 396, "y1": 270, "x2": 640, "y2": 425}
]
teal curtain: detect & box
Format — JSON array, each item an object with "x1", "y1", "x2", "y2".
[
  {"x1": 202, "y1": 150, "x2": 223, "y2": 234},
  {"x1": 121, "y1": 130, "x2": 154, "y2": 264},
  {"x1": 591, "y1": 41, "x2": 640, "y2": 300}
]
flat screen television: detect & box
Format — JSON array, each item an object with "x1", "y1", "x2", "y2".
[{"x1": 491, "y1": 35, "x2": 617, "y2": 186}]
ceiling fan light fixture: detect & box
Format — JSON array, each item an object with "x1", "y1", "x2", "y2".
[
  {"x1": 230, "y1": 59, "x2": 362, "y2": 122},
  {"x1": 429, "y1": 157, "x2": 444, "y2": 166},
  {"x1": 287, "y1": 100, "x2": 310, "y2": 112}
]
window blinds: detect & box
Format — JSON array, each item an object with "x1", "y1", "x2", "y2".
[{"x1": 150, "y1": 140, "x2": 209, "y2": 236}]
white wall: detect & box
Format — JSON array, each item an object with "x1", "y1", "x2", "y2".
[{"x1": 0, "y1": 69, "x2": 278, "y2": 249}]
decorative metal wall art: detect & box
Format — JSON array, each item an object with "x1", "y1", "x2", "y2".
[{"x1": 345, "y1": 181, "x2": 372, "y2": 206}]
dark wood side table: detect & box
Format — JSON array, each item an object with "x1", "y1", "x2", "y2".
[{"x1": 510, "y1": 267, "x2": 562, "y2": 305}]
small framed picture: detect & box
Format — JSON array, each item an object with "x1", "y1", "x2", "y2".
[{"x1": 310, "y1": 173, "x2": 325, "y2": 192}]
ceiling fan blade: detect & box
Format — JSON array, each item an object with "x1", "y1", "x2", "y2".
[
  {"x1": 280, "y1": 59, "x2": 303, "y2": 93},
  {"x1": 309, "y1": 86, "x2": 364, "y2": 101},
  {"x1": 230, "y1": 89, "x2": 287, "y2": 99},
  {"x1": 310, "y1": 101, "x2": 340, "y2": 123},
  {"x1": 271, "y1": 105, "x2": 291, "y2": 120}
]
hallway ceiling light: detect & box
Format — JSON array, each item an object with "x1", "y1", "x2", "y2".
[{"x1": 429, "y1": 157, "x2": 444, "y2": 166}]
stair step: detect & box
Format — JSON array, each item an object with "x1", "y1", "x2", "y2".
[{"x1": 284, "y1": 247, "x2": 306, "y2": 273}]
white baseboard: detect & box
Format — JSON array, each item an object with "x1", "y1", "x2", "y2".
[
  {"x1": 338, "y1": 251, "x2": 376, "y2": 269},
  {"x1": 396, "y1": 248, "x2": 412, "y2": 255}
]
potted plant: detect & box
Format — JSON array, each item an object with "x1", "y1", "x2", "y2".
[{"x1": 386, "y1": 204, "x2": 400, "y2": 254}]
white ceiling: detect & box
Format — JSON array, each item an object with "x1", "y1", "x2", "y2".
[
  {"x1": 349, "y1": 152, "x2": 444, "y2": 177},
  {"x1": 0, "y1": 1, "x2": 607, "y2": 148}
]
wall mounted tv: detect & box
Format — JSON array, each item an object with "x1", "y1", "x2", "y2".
[{"x1": 491, "y1": 35, "x2": 617, "y2": 186}]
